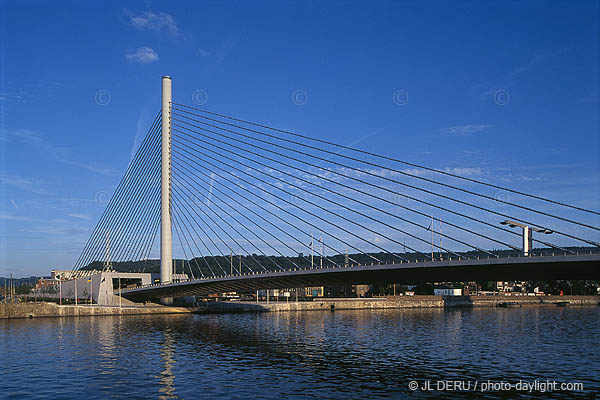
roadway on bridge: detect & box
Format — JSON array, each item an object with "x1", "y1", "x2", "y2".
[{"x1": 121, "y1": 253, "x2": 600, "y2": 301}]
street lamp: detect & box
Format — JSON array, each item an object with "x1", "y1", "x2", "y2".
[{"x1": 500, "y1": 220, "x2": 553, "y2": 256}]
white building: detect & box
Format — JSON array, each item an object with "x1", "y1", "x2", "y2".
[
  {"x1": 433, "y1": 285, "x2": 462, "y2": 296},
  {"x1": 50, "y1": 270, "x2": 158, "y2": 306}
]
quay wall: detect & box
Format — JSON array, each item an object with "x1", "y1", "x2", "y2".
[
  {"x1": 2, "y1": 296, "x2": 598, "y2": 318},
  {"x1": 0, "y1": 302, "x2": 194, "y2": 319},
  {"x1": 199, "y1": 295, "x2": 600, "y2": 313}
]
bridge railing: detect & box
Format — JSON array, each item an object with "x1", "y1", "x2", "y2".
[{"x1": 120, "y1": 249, "x2": 600, "y2": 292}]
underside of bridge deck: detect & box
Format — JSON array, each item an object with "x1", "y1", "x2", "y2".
[{"x1": 121, "y1": 254, "x2": 600, "y2": 301}]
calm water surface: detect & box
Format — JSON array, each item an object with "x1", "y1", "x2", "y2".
[{"x1": 1, "y1": 307, "x2": 598, "y2": 399}]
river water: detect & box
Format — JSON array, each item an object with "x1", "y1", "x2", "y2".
[{"x1": 1, "y1": 307, "x2": 598, "y2": 399}]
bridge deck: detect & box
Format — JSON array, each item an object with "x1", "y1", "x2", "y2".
[{"x1": 121, "y1": 253, "x2": 600, "y2": 301}]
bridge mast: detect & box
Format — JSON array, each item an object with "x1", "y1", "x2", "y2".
[{"x1": 161, "y1": 76, "x2": 173, "y2": 284}]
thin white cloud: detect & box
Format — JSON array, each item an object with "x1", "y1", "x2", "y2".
[
  {"x1": 214, "y1": 38, "x2": 238, "y2": 66},
  {"x1": 203, "y1": 38, "x2": 239, "y2": 73},
  {"x1": 0, "y1": 91, "x2": 25, "y2": 102},
  {"x1": 129, "y1": 11, "x2": 180, "y2": 37},
  {"x1": 0, "y1": 214, "x2": 38, "y2": 222},
  {"x1": 130, "y1": 105, "x2": 153, "y2": 162},
  {"x1": 2, "y1": 129, "x2": 114, "y2": 175},
  {"x1": 441, "y1": 124, "x2": 494, "y2": 137},
  {"x1": 372, "y1": 236, "x2": 388, "y2": 245},
  {"x1": 0, "y1": 174, "x2": 33, "y2": 187},
  {"x1": 0, "y1": 173, "x2": 54, "y2": 195},
  {"x1": 476, "y1": 49, "x2": 569, "y2": 100},
  {"x1": 293, "y1": 164, "x2": 488, "y2": 181},
  {"x1": 443, "y1": 167, "x2": 483, "y2": 177},
  {"x1": 506, "y1": 49, "x2": 568, "y2": 80},
  {"x1": 126, "y1": 47, "x2": 159, "y2": 64},
  {"x1": 67, "y1": 213, "x2": 91, "y2": 221}
]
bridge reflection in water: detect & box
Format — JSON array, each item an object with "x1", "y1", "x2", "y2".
[
  {"x1": 159, "y1": 330, "x2": 177, "y2": 400},
  {"x1": 3, "y1": 306, "x2": 599, "y2": 398}
]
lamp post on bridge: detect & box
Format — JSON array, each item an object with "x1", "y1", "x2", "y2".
[{"x1": 500, "y1": 220, "x2": 553, "y2": 256}]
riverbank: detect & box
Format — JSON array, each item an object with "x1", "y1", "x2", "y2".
[
  {"x1": 198, "y1": 295, "x2": 600, "y2": 313},
  {"x1": 0, "y1": 302, "x2": 194, "y2": 319},
  {"x1": 2, "y1": 295, "x2": 598, "y2": 319}
]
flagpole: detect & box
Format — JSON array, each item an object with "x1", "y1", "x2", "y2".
[
  {"x1": 311, "y1": 233, "x2": 314, "y2": 267},
  {"x1": 431, "y1": 216, "x2": 434, "y2": 260},
  {"x1": 320, "y1": 235, "x2": 323, "y2": 268},
  {"x1": 439, "y1": 220, "x2": 443, "y2": 261},
  {"x1": 75, "y1": 278, "x2": 78, "y2": 306}
]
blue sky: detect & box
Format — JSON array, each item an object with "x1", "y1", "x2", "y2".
[{"x1": 1, "y1": 0, "x2": 599, "y2": 277}]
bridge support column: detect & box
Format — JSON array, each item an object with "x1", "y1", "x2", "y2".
[
  {"x1": 523, "y1": 226, "x2": 532, "y2": 257},
  {"x1": 501, "y1": 219, "x2": 552, "y2": 257},
  {"x1": 161, "y1": 76, "x2": 173, "y2": 304}
]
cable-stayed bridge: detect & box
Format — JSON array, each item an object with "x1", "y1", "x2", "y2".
[{"x1": 71, "y1": 77, "x2": 600, "y2": 302}]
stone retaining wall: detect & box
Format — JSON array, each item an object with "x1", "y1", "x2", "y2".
[
  {"x1": 199, "y1": 295, "x2": 599, "y2": 313},
  {"x1": 3, "y1": 296, "x2": 598, "y2": 318},
  {"x1": 0, "y1": 302, "x2": 194, "y2": 319}
]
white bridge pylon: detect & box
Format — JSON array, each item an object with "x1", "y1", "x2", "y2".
[{"x1": 161, "y1": 76, "x2": 173, "y2": 285}]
